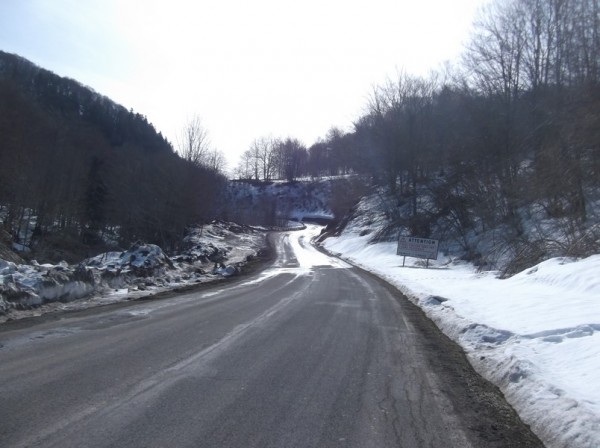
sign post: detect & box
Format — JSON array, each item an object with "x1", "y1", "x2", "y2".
[{"x1": 397, "y1": 236, "x2": 439, "y2": 268}]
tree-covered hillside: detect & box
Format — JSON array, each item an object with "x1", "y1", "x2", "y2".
[{"x1": 0, "y1": 51, "x2": 225, "y2": 261}]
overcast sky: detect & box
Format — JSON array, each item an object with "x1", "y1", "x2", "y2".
[{"x1": 0, "y1": 0, "x2": 484, "y2": 169}]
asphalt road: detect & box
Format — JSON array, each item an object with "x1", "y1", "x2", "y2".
[{"x1": 0, "y1": 226, "x2": 543, "y2": 448}]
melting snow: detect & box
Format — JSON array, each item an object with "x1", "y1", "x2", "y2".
[
  {"x1": 323, "y1": 226, "x2": 600, "y2": 448},
  {"x1": 0, "y1": 222, "x2": 266, "y2": 322}
]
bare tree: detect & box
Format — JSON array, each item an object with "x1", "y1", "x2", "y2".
[
  {"x1": 234, "y1": 150, "x2": 254, "y2": 179},
  {"x1": 204, "y1": 148, "x2": 228, "y2": 174},
  {"x1": 366, "y1": 72, "x2": 438, "y2": 210},
  {"x1": 463, "y1": 0, "x2": 528, "y2": 218},
  {"x1": 234, "y1": 136, "x2": 279, "y2": 181},
  {"x1": 248, "y1": 139, "x2": 262, "y2": 180},
  {"x1": 255, "y1": 136, "x2": 278, "y2": 180},
  {"x1": 175, "y1": 114, "x2": 228, "y2": 174},
  {"x1": 273, "y1": 137, "x2": 307, "y2": 181},
  {"x1": 177, "y1": 115, "x2": 212, "y2": 167},
  {"x1": 464, "y1": 1, "x2": 526, "y2": 101}
]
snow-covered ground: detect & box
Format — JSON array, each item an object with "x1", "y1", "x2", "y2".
[
  {"x1": 0, "y1": 222, "x2": 267, "y2": 322},
  {"x1": 321, "y1": 223, "x2": 600, "y2": 448},
  {"x1": 3, "y1": 178, "x2": 598, "y2": 448}
]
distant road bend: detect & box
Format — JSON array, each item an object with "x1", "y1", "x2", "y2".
[{"x1": 0, "y1": 225, "x2": 543, "y2": 448}]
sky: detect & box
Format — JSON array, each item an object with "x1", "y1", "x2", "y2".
[{"x1": 0, "y1": 0, "x2": 485, "y2": 170}]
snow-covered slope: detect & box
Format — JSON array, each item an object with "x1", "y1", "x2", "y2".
[{"x1": 321, "y1": 194, "x2": 600, "y2": 448}]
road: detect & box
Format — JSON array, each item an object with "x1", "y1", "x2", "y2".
[{"x1": 0, "y1": 225, "x2": 543, "y2": 448}]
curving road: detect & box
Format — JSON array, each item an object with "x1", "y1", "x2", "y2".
[{"x1": 0, "y1": 226, "x2": 543, "y2": 447}]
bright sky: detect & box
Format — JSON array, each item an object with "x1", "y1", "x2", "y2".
[{"x1": 0, "y1": 0, "x2": 484, "y2": 169}]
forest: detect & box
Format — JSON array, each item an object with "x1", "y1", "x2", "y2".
[{"x1": 0, "y1": 51, "x2": 226, "y2": 261}]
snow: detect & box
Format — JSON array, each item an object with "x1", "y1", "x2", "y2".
[
  {"x1": 2, "y1": 172, "x2": 599, "y2": 447},
  {"x1": 0, "y1": 222, "x2": 267, "y2": 322},
  {"x1": 322, "y1": 222, "x2": 600, "y2": 447},
  {"x1": 287, "y1": 227, "x2": 349, "y2": 270}
]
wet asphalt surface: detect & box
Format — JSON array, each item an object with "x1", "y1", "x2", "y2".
[{"x1": 0, "y1": 229, "x2": 543, "y2": 447}]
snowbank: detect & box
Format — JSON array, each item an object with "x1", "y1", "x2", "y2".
[
  {"x1": 0, "y1": 259, "x2": 96, "y2": 308},
  {"x1": 0, "y1": 222, "x2": 267, "y2": 321},
  {"x1": 323, "y1": 228, "x2": 600, "y2": 448}
]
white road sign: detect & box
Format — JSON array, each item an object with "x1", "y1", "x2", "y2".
[{"x1": 397, "y1": 236, "x2": 439, "y2": 260}]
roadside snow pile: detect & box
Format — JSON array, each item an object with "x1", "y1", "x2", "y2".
[
  {"x1": 0, "y1": 222, "x2": 267, "y2": 321},
  {"x1": 85, "y1": 242, "x2": 174, "y2": 278},
  {"x1": 322, "y1": 218, "x2": 600, "y2": 448},
  {"x1": 0, "y1": 259, "x2": 95, "y2": 310},
  {"x1": 178, "y1": 221, "x2": 267, "y2": 267}
]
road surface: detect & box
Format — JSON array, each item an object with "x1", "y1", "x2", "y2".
[{"x1": 0, "y1": 226, "x2": 543, "y2": 447}]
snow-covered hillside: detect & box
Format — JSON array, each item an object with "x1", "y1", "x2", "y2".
[{"x1": 321, "y1": 194, "x2": 600, "y2": 448}]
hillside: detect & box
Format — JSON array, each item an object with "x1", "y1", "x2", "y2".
[
  {"x1": 320, "y1": 188, "x2": 600, "y2": 448},
  {"x1": 0, "y1": 51, "x2": 171, "y2": 153},
  {"x1": 326, "y1": 179, "x2": 600, "y2": 276},
  {"x1": 0, "y1": 51, "x2": 225, "y2": 262}
]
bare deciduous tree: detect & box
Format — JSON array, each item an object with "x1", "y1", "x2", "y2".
[
  {"x1": 176, "y1": 115, "x2": 228, "y2": 174},
  {"x1": 254, "y1": 136, "x2": 278, "y2": 180},
  {"x1": 235, "y1": 136, "x2": 279, "y2": 181},
  {"x1": 204, "y1": 148, "x2": 227, "y2": 174},
  {"x1": 274, "y1": 138, "x2": 307, "y2": 181},
  {"x1": 177, "y1": 115, "x2": 212, "y2": 167}
]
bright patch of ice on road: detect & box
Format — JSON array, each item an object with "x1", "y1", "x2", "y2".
[
  {"x1": 237, "y1": 225, "x2": 349, "y2": 287},
  {"x1": 288, "y1": 225, "x2": 349, "y2": 270},
  {"x1": 237, "y1": 269, "x2": 282, "y2": 287}
]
